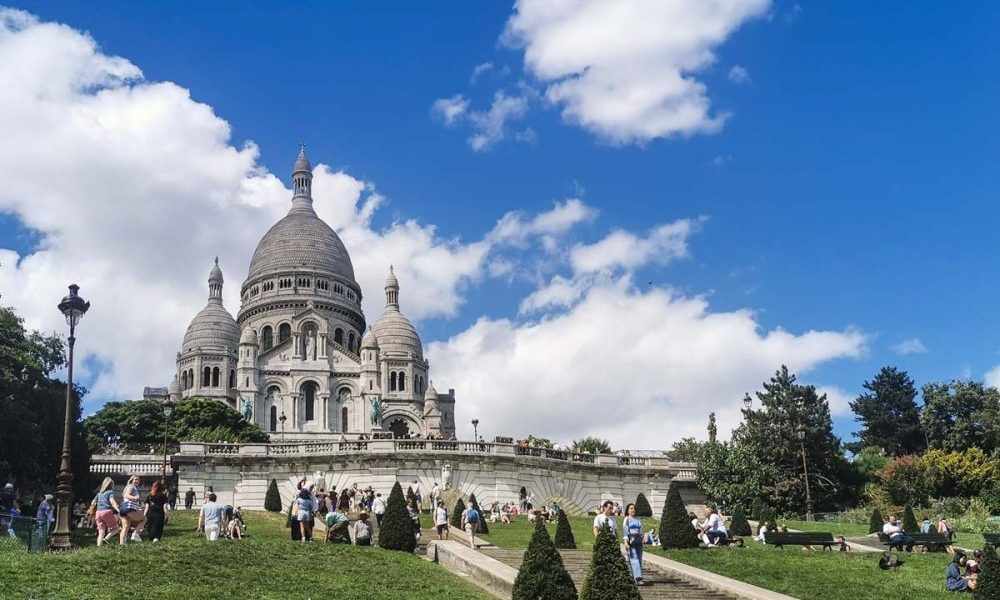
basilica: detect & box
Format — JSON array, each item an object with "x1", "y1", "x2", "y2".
[{"x1": 163, "y1": 148, "x2": 456, "y2": 440}]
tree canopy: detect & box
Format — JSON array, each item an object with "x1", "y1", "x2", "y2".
[
  {"x1": 571, "y1": 436, "x2": 611, "y2": 454},
  {"x1": 849, "y1": 367, "x2": 924, "y2": 456},
  {"x1": 920, "y1": 381, "x2": 1000, "y2": 454}
]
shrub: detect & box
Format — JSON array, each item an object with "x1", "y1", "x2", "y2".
[
  {"x1": 634, "y1": 493, "x2": 652, "y2": 517},
  {"x1": 729, "y1": 506, "x2": 752, "y2": 536},
  {"x1": 659, "y1": 484, "x2": 700, "y2": 549},
  {"x1": 758, "y1": 505, "x2": 777, "y2": 532},
  {"x1": 983, "y1": 484, "x2": 1000, "y2": 515},
  {"x1": 977, "y1": 545, "x2": 1000, "y2": 600},
  {"x1": 406, "y1": 486, "x2": 416, "y2": 508},
  {"x1": 512, "y1": 519, "x2": 577, "y2": 600},
  {"x1": 868, "y1": 507, "x2": 883, "y2": 534},
  {"x1": 378, "y1": 482, "x2": 416, "y2": 552},
  {"x1": 580, "y1": 523, "x2": 641, "y2": 600},
  {"x1": 750, "y1": 497, "x2": 763, "y2": 521},
  {"x1": 902, "y1": 505, "x2": 918, "y2": 534},
  {"x1": 450, "y1": 498, "x2": 465, "y2": 529},
  {"x1": 264, "y1": 478, "x2": 281, "y2": 513},
  {"x1": 468, "y1": 493, "x2": 489, "y2": 535},
  {"x1": 881, "y1": 456, "x2": 930, "y2": 507},
  {"x1": 554, "y1": 508, "x2": 576, "y2": 549},
  {"x1": 958, "y1": 498, "x2": 1000, "y2": 534}
]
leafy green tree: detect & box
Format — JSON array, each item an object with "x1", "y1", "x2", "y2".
[
  {"x1": 853, "y1": 446, "x2": 891, "y2": 482},
  {"x1": 976, "y1": 544, "x2": 1000, "y2": 600},
  {"x1": 708, "y1": 412, "x2": 718, "y2": 444},
  {"x1": 468, "y1": 493, "x2": 488, "y2": 534},
  {"x1": 525, "y1": 435, "x2": 555, "y2": 449},
  {"x1": 849, "y1": 367, "x2": 925, "y2": 456},
  {"x1": 882, "y1": 456, "x2": 931, "y2": 507},
  {"x1": 921, "y1": 381, "x2": 1000, "y2": 454},
  {"x1": 659, "y1": 484, "x2": 700, "y2": 549},
  {"x1": 450, "y1": 498, "x2": 465, "y2": 529},
  {"x1": 580, "y1": 523, "x2": 640, "y2": 600},
  {"x1": 554, "y1": 508, "x2": 576, "y2": 549},
  {"x1": 633, "y1": 493, "x2": 652, "y2": 517},
  {"x1": 729, "y1": 506, "x2": 752, "y2": 536},
  {"x1": 378, "y1": 482, "x2": 416, "y2": 552},
  {"x1": 868, "y1": 507, "x2": 884, "y2": 534},
  {"x1": 571, "y1": 436, "x2": 611, "y2": 454},
  {"x1": 665, "y1": 437, "x2": 703, "y2": 462},
  {"x1": 902, "y1": 504, "x2": 919, "y2": 534},
  {"x1": 751, "y1": 497, "x2": 764, "y2": 521},
  {"x1": 512, "y1": 519, "x2": 577, "y2": 600},
  {"x1": 264, "y1": 479, "x2": 281, "y2": 512},
  {"x1": 758, "y1": 505, "x2": 777, "y2": 532},
  {"x1": 696, "y1": 437, "x2": 781, "y2": 516}
]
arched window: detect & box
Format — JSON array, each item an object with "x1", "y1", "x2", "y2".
[
  {"x1": 261, "y1": 326, "x2": 273, "y2": 351},
  {"x1": 334, "y1": 328, "x2": 344, "y2": 345},
  {"x1": 369, "y1": 380, "x2": 373, "y2": 391},
  {"x1": 203, "y1": 366, "x2": 211, "y2": 387},
  {"x1": 278, "y1": 323, "x2": 291, "y2": 344},
  {"x1": 270, "y1": 406, "x2": 278, "y2": 432},
  {"x1": 348, "y1": 332, "x2": 356, "y2": 352},
  {"x1": 181, "y1": 371, "x2": 188, "y2": 390},
  {"x1": 211, "y1": 367, "x2": 220, "y2": 387},
  {"x1": 341, "y1": 407, "x2": 348, "y2": 433},
  {"x1": 413, "y1": 374, "x2": 418, "y2": 393},
  {"x1": 338, "y1": 388, "x2": 351, "y2": 404},
  {"x1": 188, "y1": 369, "x2": 194, "y2": 389},
  {"x1": 399, "y1": 373, "x2": 406, "y2": 392},
  {"x1": 229, "y1": 370, "x2": 235, "y2": 388},
  {"x1": 302, "y1": 381, "x2": 317, "y2": 422},
  {"x1": 390, "y1": 371, "x2": 397, "y2": 391}
]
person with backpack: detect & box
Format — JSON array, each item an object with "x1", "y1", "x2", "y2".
[
  {"x1": 354, "y1": 512, "x2": 373, "y2": 546},
  {"x1": 461, "y1": 501, "x2": 480, "y2": 548}
]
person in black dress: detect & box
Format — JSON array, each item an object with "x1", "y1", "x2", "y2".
[{"x1": 144, "y1": 480, "x2": 169, "y2": 542}]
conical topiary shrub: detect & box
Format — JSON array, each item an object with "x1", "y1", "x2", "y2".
[
  {"x1": 759, "y1": 505, "x2": 777, "y2": 532},
  {"x1": 868, "y1": 507, "x2": 884, "y2": 534},
  {"x1": 450, "y1": 498, "x2": 466, "y2": 529},
  {"x1": 634, "y1": 493, "x2": 652, "y2": 517},
  {"x1": 976, "y1": 544, "x2": 1000, "y2": 599},
  {"x1": 554, "y1": 507, "x2": 576, "y2": 549},
  {"x1": 751, "y1": 497, "x2": 764, "y2": 521},
  {"x1": 264, "y1": 478, "x2": 282, "y2": 512},
  {"x1": 378, "y1": 482, "x2": 416, "y2": 552},
  {"x1": 580, "y1": 523, "x2": 641, "y2": 600},
  {"x1": 512, "y1": 519, "x2": 577, "y2": 600},
  {"x1": 902, "y1": 505, "x2": 918, "y2": 534},
  {"x1": 659, "y1": 484, "x2": 700, "y2": 549},
  {"x1": 729, "y1": 505, "x2": 752, "y2": 537},
  {"x1": 407, "y1": 485, "x2": 417, "y2": 508},
  {"x1": 468, "y1": 493, "x2": 489, "y2": 534}
]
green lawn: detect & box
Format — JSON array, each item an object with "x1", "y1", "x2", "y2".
[
  {"x1": 1, "y1": 510, "x2": 496, "y2": 600},
  {"x1": 783, "y1": 519, "x2": 986, "y2": 551},
  {"x1": 653, "y1": 542, "x2": 957, "y2": 600},
  {"x1": 479, "y1": 514, "x2": 661, "y2": 551}
]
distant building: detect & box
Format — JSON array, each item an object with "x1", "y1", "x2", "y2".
[{"x1": 162, "y1": 148, "x2": 456, "y2": 440}]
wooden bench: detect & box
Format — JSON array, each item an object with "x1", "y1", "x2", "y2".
[
  {"x1": 877, "y1": 532, "x2": 951, "y2": 552},
  {"x1": 983, "y1": 533, "x2": 1000, "y2": 547},
  {"x1": 764, "y1": 531, "x2": 842, "y2": 550}
]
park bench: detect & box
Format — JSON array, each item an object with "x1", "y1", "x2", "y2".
[
  {"x1": 764, "y1": 531, "x2": 842, "y2": 550},
  {"x1": 876, "y1": 532, "x2": 951, "y2": 552},
  {"x1": 983, "y1": 533, "x2": 1000, "y2": 546}
]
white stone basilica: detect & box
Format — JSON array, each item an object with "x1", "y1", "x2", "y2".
[{"x1": 165, "y1": 148, "x2": 456, "y2": 440}]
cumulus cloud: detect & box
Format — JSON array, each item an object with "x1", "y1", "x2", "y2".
[
  {"x1": 470, "y1": 62, "x2": 494, "y2": 83},
  {"x1": 502, "y1": 0, "x2": 770, "y2": 144},
  {"x1": 570, "y1": 217, "x2": 704, "y2": 274},
  {"x1": 432, "y1": 90, "x2": 532, "y2": 151},
  {"x1": 891, "y1": 338, "x2": 928, "y2": 356},
  {"x1": 985, "y1": 365, "x2": 1000, "y2": 390},
  {"x1": 432, "y1": 94, "x2": 470, "y2": 124}
]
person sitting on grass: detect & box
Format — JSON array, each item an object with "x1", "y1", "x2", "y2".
[
  {"x1": 228, "y1": 511, "x2": 244, "y2": 540},
  {"x1": 836, "y1": 536, "x2": 851, "y2": 552},
  {"x1": 883, "y1": 515, "x2": 915, "y2": 552},
  {"x1": 643, "y1": 527, "x2": 660, "y2": 546},
  {"x1": 947, "y1": 552, "x2": 976, "y2": 592},
  {"x1": 701, "y1": 507, "x2": 728, "y2": 547},
  {"x1": 755, "y1": 520, "x2": 770, "y2": 543},
  {"x1": 325, "y1": 507, "x2": 350, "y2": 544},
  {"x1": 353, "y1": 512, "x2": 373, "y2": 546}
]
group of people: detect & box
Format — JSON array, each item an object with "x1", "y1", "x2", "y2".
[
  {"x1": 881, "y1": 513, "x2": 956, "y2": 552},
  {"x1": 286, "y1": 478, "x2": 397, "y2": 546},
  {"x1": 0, "y1": 483, "x2": 55, "y2": 539}
]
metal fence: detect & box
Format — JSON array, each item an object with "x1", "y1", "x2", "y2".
[{"x1": 0, "y1": 512, "x2": 48, "y2": 553}]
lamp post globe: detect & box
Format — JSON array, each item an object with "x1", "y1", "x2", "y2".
[
  {"x1": 161, "y1": 400, "x2": 175, "y2": 480},
  {"x1": 51, "y1": 284, "x2": 89, "y2": 550}
]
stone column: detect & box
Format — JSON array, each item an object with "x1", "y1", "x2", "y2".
[
  {"x1": 318, "y1": 334, "x2": 328, "y2": 359},
  {"x1": 320, "y1": 394, "x2": 330, "y2": 429},
  {"x1": 292, "y1": 333, "x2": 302, "y2": 359}
]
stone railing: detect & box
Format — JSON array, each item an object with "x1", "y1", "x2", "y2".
[{"x1": 90, "y1": 454, "x2": 172, "y2": 476}]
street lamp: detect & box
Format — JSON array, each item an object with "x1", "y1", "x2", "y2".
[
  {"x1": 743, "y1": 394, "x2": 752, "y2": 409},
  {"x1": 797, "y1": 424, "x2": 814, "y2": 522},
  {"x1": 471, "y1": 418, "x2": 479, "y2": 442},
  {"x1": 51, "y1": 284, "x2": 89, "y2": 550},
  {"x1": 279, "y1": 411, "x2": 287, "y2": 442},
  {"x1": 161, "y1": 400, "x2": 174, "y2": 480}
]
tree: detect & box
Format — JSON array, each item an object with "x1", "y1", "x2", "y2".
[
  {"x1": 976, "y1": 544, "x2": 1000, "y2": 600},
  {"x1": 468, "y1": 493, "x2": 488, "y2": 534},
  {"x1": 525, "y1": 435, "x2": 555, "y2": 449},
  {"x1": 750, "y1": 497, "x2": 764, "y2": 521},
  {"x1": 512, "y1": 519, "x2": 577, "y2": 600},
  {"x1": 554, "y1": 508, "x2": 576, "y2": 549},
  {"x1": 881, "y1": 456, "x2": 931, "y2": 507},
  {"x1": 634, "y1": 493, "x2": 652, "y2": 517},
  {"x1": 902, "y1": 504, "x2": 918, "y2": 535},
  {"x1": 665, "y1": 437, "x2": 703, "y2": 462},
  {"x1": 849, "y1": 367, "x2": 925, "y2": 456},
  {"x1": 729, "y1": 506, "x2": 752, "y2": 536},
  {"x1": 571, "y1": 436, "x2": 611, "y2": 454},
  {"x1": 758, "y1": 505, "x2": 777, "y2": 531},
  {"x1": 868, "y1": 507, "x2": 884, "y2": 534},
  {"x1": 581, "y1": 523, "x2": 641, "y2": 600},
  {"x1": 450, "y1": 498, "x2": 466, "y2": 529},
  {"x1": 378, "y1": 482, "x2": 416, "y2": 552},
  {"x1": 921, "y1": 381, "x2": 1000, "y2": 454},
  {"x1": 707, "y1": 412, "x2": 718, "y2": 444},
  {"x1": 659, "y1": 484, "x2": 700, "y2": 549},
  {"x1": 264, "y1": 479, "x2": 282, "y2": 512}
]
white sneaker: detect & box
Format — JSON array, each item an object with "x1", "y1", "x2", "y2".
[{"x1": 131, "y1": 531, "x2": 143, "y2": 542}]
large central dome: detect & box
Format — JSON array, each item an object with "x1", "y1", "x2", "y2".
[{"x1": 245, "y1": 148, "x2": 356, "y2": 284}]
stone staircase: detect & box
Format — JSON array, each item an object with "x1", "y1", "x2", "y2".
[{"x1": 480, "y1": 547, "x2": 736, "y2": 600}]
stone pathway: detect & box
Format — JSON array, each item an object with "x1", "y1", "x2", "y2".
[{"x1": 481, "y1": 547, "x2": 737, "y2": 600}]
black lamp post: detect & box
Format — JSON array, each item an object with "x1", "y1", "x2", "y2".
[
  {"x1": 161, "y1": 400, "x2": 174, "y2": 480},
  {"x1": 797, "y1": 424, "x2": 814, "y2": 522},
  {"x1": 279, "y1": 411, "x2": 287, "y2": 442},
  {"x1": 743, "y1": 394, "x2": 752, "y2": 409},
  {"x1": 51, "y1": 284, "x2": 89, "y2": 550},
  {"x1": 471, "y1": 418, "x2": 479, "y2": 442}
]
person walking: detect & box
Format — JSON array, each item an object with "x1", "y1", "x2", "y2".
[
  {"x1": 593, "y1": 500, "x2": 617, "y2": 537},
  {"x1": 167, "y1": 485, "x2": 178, "y2": 511},
  {"x1": 144, "y1": 480, "x2": 169, "y2": 542},
  {"x1": 184, "y1": 487, "x2": 195, "y2": 510},
  {"x1": 435, "y1": 500, "x2": 449, "y2": 540},
  {"x1": 296, "y1": 488, "x2": 315, "y2": 542},
  {"x1": 372, "y1": 493, "x2": 386, "y2": 527},
  {"x1": 461, "y1": 501, "x2": 481, "y2": 549},
  {"x1": 196, "y1": 492, "x2": 224, "y2": 541},
  {"x1": 354, "y1": 512, "x2": 373, "y2": 546},
  {"x1": 92, "y1": 477, "x2": 120, "y2": 546},
  {"x1": 622, "y1": 503, "x2": 645, "y2": 586},
  {"x1": 119, "y1": 475, "x2": 147, "y2": 544}
]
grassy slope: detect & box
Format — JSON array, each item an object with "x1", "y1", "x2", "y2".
[
  {"x1": 480, "y1": 514, "x2": 661, "y2": 552},
  {"x1": 1, "y1": 510, "x2": 496, "y2": 600},
  {"x1": 784, "y1": 519, "x2": 984, "y2": 550}
]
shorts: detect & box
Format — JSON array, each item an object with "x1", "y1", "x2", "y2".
[
  {"x1": 205, "y1": 525, "x2": 220, "y2": 541},
  {"x1": 95, "y1": 509, "x2": 118, "y2": 530},
  {"x1": 436, "y1": 524, "x2": 447, "y2": 534},
  {"x1": 297, "y1": 510, "x2": 311, "y2": 522},
  {"x1": 465, "y1": 523, "x2": 478, "y2": 536}
]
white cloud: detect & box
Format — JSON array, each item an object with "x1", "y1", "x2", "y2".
[
  {"x1": 570, "y1": 217, "x2": 704, "y2": 274},
  {"x1": 470, "y1": 62, "x2": 494, "y2": 83},
  {"x1": 490, "y1": 198, "x2": 598, "y2": 246},
  {"x1": 432, "y1": 94, "x2": 470, "y2": 125},
  {"x1": 985, "y1": 365, "x2": 1000, "y2": 390},
  {"x1": 468, "y1": 92, "x2": 531, "y2": 151},
  {"x1": 891, "y1": 338, "x2": 928, "y2": 356},
  {"x1": 502, "y1": 0, "x2": 770, "y2": 144},
  {"x1": 727, "y1": 65, "x2": 751, "y2": 84},
  {"x1": 815, "y1": 385, "x2": 854, "y2": 417},
  {"x1": 712, "y1": 154, "x2": 733, "y2": 166}
]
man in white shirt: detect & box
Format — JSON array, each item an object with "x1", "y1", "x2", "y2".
[
  {"x1": 882, "y1": 515, "x2": 914, "y2": 551},
  {"x1": 197, "y1": 493, "x2": 225, "y2": 541},
  {"x1": 593, "y1": 500, "x2": 617, "y2": 536},
  {"x1": 429, "y1": 482, "x2": 440, "y2": 510},
  {"x1": 701, "y1": 507, "x2": 728, "y2": 546},
  {"x1": 435, "y1": 501, "x2": 449, "y2": 540},
  {"x1": 372, "y1": 493, "x2": 386, "y2": 526}
]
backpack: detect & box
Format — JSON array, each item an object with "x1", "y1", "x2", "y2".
[{"x1": 467, "y1": 509, "x2": 480, "y2": 524}]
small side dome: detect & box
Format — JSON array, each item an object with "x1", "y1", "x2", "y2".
[
  {"x1": 168, "y1": 375, "x2": 181, "y2": 395},
  {"x1": 240, "y1": 327, "x2": 258, "y2": 345},
  {"x1": 361, "y1": 327, "x2": 379, "y2": 349},
  {"x1": 424, "y1": 381, "x2": 438, "y2": 400}
]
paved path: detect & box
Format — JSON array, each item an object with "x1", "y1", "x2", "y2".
[{"x1": 481, "y1": 547, "x2": 737, "y2": 600}]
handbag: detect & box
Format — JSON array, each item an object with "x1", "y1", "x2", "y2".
[{"x1": 86, "y1": 497, "x2": 97, "y2": 518}]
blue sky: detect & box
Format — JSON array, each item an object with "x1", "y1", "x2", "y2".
[{"x1": 1, "y1": 2, "x2": 998, "y2": 447}]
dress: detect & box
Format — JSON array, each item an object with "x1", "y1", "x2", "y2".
[{"x1": 145, "y1": 492, "x2": 168, "y2": 540}]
